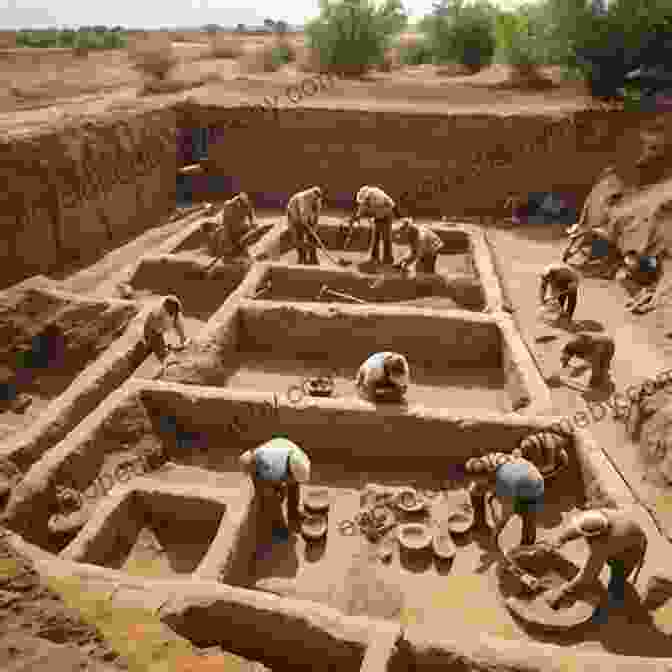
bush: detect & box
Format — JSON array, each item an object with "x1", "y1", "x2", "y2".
[
  {"x1": 305, "y1": 0, "x2": 407, "y2": 78},
  {"x1": 272, "y1": 37, "x2": 297, "y2": 64},
  {"x1": 494, "y1": 9, "x2": 543, "y2": 72},
  {"x1": 397, "y1": 34, "x2": 433, "y2": 65},
  {"x1": 421, "y1": 3, "x2": 496, "y2": 71}
]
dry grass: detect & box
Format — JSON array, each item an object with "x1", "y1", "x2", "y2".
[
  {"x1": 295, "y1": 44, "x2": 322, "y2": 74},
  {"x1": 238, "y1": 42, "x2": 283, "y2": 74},
  {"x1": 138, "y1": 71, "x2": 223, "y2": 96}
]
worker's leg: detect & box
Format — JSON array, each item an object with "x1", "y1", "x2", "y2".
[
  {"x1": 520, "y1": 508, "x2": 538, "y2": 546},
  {"x1": 286, "y1": 481, "x2": 301, "y2": 525},
  {"x1": 296, "y1": 227, "x2": 307, "y2": 265},
  {"x1": 417, "y1": 255, "x2": 436, "y2": 273},
  {"x1": 145, "y1": 329, "x2": 168, "y2": 361},
  {"x1": 565, "y1": 287, "x2": 578, "y2": 320},
  {"x1": 381, "y1": 217, "x2": 394, "y2": 265},
  {"x1": 606, "y1": 558, "x2": 628, "y2": 605},
  {"x1": 369, "y1": 221, "x2": 382, "y2": 262}
]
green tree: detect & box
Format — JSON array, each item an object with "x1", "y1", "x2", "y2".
[{"x1": 305, "y1": 0, "x2": 408, "y2": 77}]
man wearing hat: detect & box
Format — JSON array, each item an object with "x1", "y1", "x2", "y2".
[
  {"x1": 544, "y1": 507, "x2": 648, "y2": 622},
  {"x1": 465, "y1": 451, "x2": 544, "y2": 547},
  {"x1": 239, "y1": 437, "x2": 311, "y2": 529},
  {"x1": 539, "y1": 262, "x2": 581, "y2": 322}
]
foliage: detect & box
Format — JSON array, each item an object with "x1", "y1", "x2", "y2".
[
  {"x1": 494, "y1": 6, "x2": 544, "y2": 70},
  {"x1": 396, "y1": 34, "x2": 433, "y2": 65},
  {"x1": 15, "y1": 27, "x2": 126, "y2": 49},
  {"x1": 420, "y1": 1, "x2": 496, "y2": 71},
  {"x1": 305, "y1": 0, "x2": 408, "y2": 77}
]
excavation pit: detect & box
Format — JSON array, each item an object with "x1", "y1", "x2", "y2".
[
  {"x1": 0, "y1": 281, "x2": 139, "y2": 443},
  {"x1": 60, "y1": 483, "x2": 226, "y2": 579},
  {"x1": 162, "y1": 301, "x2": 544, "y2": 413},
  {"x1": 3, "y1": 382, "x2": 590, "y2": 634},
  {"x1": 248, "y1": 263, "x2": 485, "y2": 311}
]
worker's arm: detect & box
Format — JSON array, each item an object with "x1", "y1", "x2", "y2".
[
  {"x1": 548, "y1": 548, "x2": 607, "y2": 605},
  {"x1": 552, "y1": 521, "x2": 584, "y2": 548},
  {"x1": 173, "y1": 312, "x2": 188, "y2": 346},
  {"x1": 399, "y1": 230, "x2": 419, "y2": 267},
  {"x1": 539, "y1": 274, "x2": 549, "y2": 303}
]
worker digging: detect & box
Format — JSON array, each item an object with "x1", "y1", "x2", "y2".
[
  {"x1": 286, "y1": 186, "x2": 323, "y2": 266},
  {"x1": 143, "y1": 295, "x2": 189, "y2": 370},
  {"x1": 346, "y1": 185, "x2": 402, "y2": 266},
  {"x1": 560, "y1": 332, "x2": 616, "y2": 389},
  {"x1": 393, "y1": 217, "x2": 445, "y2": 274},
  {"x1": 538, "y1": 262, "x2": 581, "y2": 323}
]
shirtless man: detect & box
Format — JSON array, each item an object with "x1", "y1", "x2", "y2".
[
  {"x1": 347, "y1": 186, "x2": 402, "y2": 265},
  {"x1": 356, "y1": 351, "x2": 410, "y2": 403},
  {"x1": 144, "y1": 296, "x2": 188, "y2": 363},
  {"x1": 539, "y1": 262, "x2": 581, "y2": 321},
  {"x1": 544, "y1": 507, "x2": 647, "y2": 622},
  {"x1": 393, "y1": 218, "x2": 445, "y2": 273},
  {"x1": 561, "y1": 333, "x2": 615, "y2": 388},
  {"x1": 202, "y1": 192, "x2": 257, "y2": 265},
  {"x1": 287, "y1": 186, "x2": 323, "y2": 265}
]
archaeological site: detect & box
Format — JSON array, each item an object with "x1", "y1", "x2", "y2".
[{"x1": 1, "y1": 47, "x2": 672, "y2": 672}]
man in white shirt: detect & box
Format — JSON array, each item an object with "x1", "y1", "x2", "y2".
[
  {"x1": 355, "y1": 351, "x2": 410, "y2": 402},
  {"x1": 347, "y1": 186, "x2": 401, "y2": 265},
  {"x1": 539, "y1": 262, "x2": 581, "y2": 321},
  {"x1": 393, "y1": 218, "x2": 445, "y2": 273},
  {"x1": 287, "y1": 186, "x2": 323, "y2": 265},
  {"x1": 202, "y1": 192, "x2": 257, "y2": 263}
]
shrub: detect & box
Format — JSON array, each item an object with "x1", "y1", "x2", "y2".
[
  {"x1": 305, "y1": 0, "x2": 407, "y2": 78},
  {"x1": 239, "y1": 39, "x2": 296, "y2": 73},
  {"x1": 272, "y1": 36, "x2": 297, "y2": 64},
  {"x1": 421, "y1": 3, "x2": 496, "y2": 71},
  {"x1": 396, "y1": 33, "x2": 433, "y2": 65},
  {"x1": 494, "y1": 8, "x2": 543, "y2": 75}
]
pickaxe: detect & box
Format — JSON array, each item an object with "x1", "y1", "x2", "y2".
[{"x1": 317, "y1": 284, "x2": 366, "y2": 304}]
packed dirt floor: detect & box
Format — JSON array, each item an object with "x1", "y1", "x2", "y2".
[{"x1": 486, "y1": 222, "x2": 672, "y2": 541}]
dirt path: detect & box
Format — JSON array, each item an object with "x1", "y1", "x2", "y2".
[{"x1": 487, "y1": 224, "x2": 672, "y2": 539}]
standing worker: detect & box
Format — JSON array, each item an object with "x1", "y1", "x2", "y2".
[
  {"x1": 539, "y1": 262, "x2": 581, "y2": 321},
  {"x1": 287, "y1": 186, "x2": 323, "y2": 265},
  {"x1": 465, "y1": 451, "x2": 545, "y2": 547},
  {"x1": 544, "y1": 507, "x2": 647, "y2": 623},
  {"x1": 239, "y1": 437, "x2": 311, "y2": 530},
  {"x1": 393, "y1": 218, "x2": 445, "y2": 273},
  {"x1": 560, "y1": 332, "x2": 616, "y2": 388},
  {"x1": 347, "y1": 186, "x2": 402, "y2": 266},
  {"x1": 355, "y1": 351, "x2": 410, "y2": 403},
  {"x1": 144, "y1": 296, "x2": 189, "y2": 365}
]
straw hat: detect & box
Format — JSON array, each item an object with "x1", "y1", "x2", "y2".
[
  {"x1": 288, "y1": 447, "x2": 311, "y2": 483},
  {"x1": 576, "y1": 510, "x2": 609, "y2": 537}
]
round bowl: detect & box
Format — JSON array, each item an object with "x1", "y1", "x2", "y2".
[
  {"x1": 395, "y1": 487, "x2": 426, "y2": 513},
  {"x1": 432, "y1": 528, "x2": 456, "y2": 559},
  {"x1": 301, "y1": 514, "x2": 328, "y2": 541},
  {"x1": 397, "y1": 523, "x2": 432, "y2": 551},
  {"x1": 303, "y1": 487, "x2": 330, "y2": 513}
]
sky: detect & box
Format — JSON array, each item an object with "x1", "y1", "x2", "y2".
[{"x1": 0, "y1": 0, "x2": 532, "y2": 30}]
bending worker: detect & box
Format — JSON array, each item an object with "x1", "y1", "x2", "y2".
[
  {"x1": 393, "y1": 218, "x2": 445, "y2": 274},
  {"x1": 465, "y1": 450, "x2": 544, "y2": 547},
  {"x1": 544, "y1": 507, "x2": 647, "y2": 623},
  {"x1": 539, "y1": 262, "x2": 581, "y2": 321},
  {"x1": 202, "y1": 192, "x2": 257, "y2": 264},
  {"x1": 239, "y1": 437, "x2": 311, "y2": 529},
  {"x1": 144, "y1": 296, "x2": 188, "y2": 363},
  {"x1": 560, "y1": 332, "x2": 615, "y2": 388},
  {"x1": 356, "y1": 351, "x2": 410, "y2": 403},
  {"x1": 347, "y1": 186, "x2": 402, "y2": 266},
  {"x1": 287, "y1": 186, "x2": 323, "y2": 266}
]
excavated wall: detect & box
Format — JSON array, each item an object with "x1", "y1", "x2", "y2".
[
  {"x1": 178, "y1": 104, "x2": 657, "y2": 216},
  {"x1": 0, "y1": 106, "x2": 177, "y2": 288}
]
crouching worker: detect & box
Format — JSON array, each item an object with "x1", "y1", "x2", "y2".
[
  {"x1": 144, "y1": 296, "x2": 188, "y2": 363},
  {"x1": 393, "y1": 218, "x2": 444, "y2": 273},
  {"x1": 356, "y1": 351, "x2": 410, "y2": 403},
  {"x1": 544, "y1": 507, "x2": 647, "y2": 623},
  {"x1": 465, "y1": 451, "x2": 544, "y2": 548},
  {"x1": 348, "y1": 186, "x2": 401, "y2": 266},
  {"x1": 539, "y1": 262, "x2": 581, "y2": 321},
  {"x1": 202, "y1": 192, "x2": 257, "y2": 265},
  {"x1": 287, "y1": 186, "x2": 323, "y2": 265},
  {"x1": 561, "y1": 332, "x2": 615, "y2": 388},
  {"x1": 239, "y1": 437, "x2": 311, "y2": 530}
]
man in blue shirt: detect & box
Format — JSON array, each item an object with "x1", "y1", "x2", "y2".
[{"x1": 239, "y1": 437, "x2": 311, "y2": 528}]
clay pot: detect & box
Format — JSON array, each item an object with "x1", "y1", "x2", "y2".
[
  {"x1": 397, "y1": 523, "x2": 432, "y2": 551},
  {"x1": 303, "y1": 487, "x2": 330, "y2": 513},
  {"x1": 395, "y1": 487, "x2": 426, "y2": 513},
  {"x1": 300, "y1": 514, "x2": 328, "y2": 541}
]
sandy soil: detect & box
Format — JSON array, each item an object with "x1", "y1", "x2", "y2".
[
  {"x1": 486, "y1": 223, "x2": 672, "y2": 540},
  {"x1": 225, "y1": 357, "x2": 511, "y2": 412}
]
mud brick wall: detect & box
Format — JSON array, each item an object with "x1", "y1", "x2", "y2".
[
  {"x1": 180, "y1": 104, "x2": 654, "y2": 216},
  {"x1": 0, "y1": 107, "x2": 177, "y2": 288}
]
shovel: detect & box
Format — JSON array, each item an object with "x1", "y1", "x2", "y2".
[
  {"x1": 318, "y1": 285, "x2": 366, "y2": 304},
  {"x1": 302, "y1": 220, "x2": 353, "y2": 267}
]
